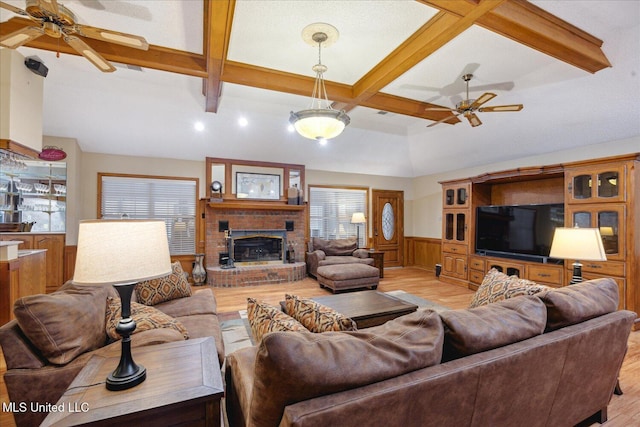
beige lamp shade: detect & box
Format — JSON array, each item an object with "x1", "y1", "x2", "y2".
[
  {"x1": 73, "y1": 219, "x2": 171, "y2": 285},
  {"x1": 599, "y1": 226, "x2": 614, "y2": 237},
  {"x1": 351, "y1": 212, "x2": 366, "y2": 224},
  {"x1": 549, "y1": 227, "x2": 607, "y2": 261}
]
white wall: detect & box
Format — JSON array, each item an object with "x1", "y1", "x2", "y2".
[{"x1": 410, "y1": 136, "x2": 640, "y2": 238}]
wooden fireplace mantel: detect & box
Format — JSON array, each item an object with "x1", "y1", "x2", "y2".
[{"x1": 207, "y1": 201, "x2": 306, "y2": 211}]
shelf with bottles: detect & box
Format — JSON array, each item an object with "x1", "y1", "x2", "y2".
[{"x1": 0, "y1": 157, "x2": 67, "y2": 233}]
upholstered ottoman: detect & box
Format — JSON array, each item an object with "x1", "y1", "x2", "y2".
[{"x1": 317, "y1": 264, "x2": 380, "y2": 293}]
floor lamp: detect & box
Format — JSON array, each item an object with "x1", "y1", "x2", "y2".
[
  {"x1": 549, "y1": 227, "x2": 607, "y2": 284},
  {"x1": 351, "y1": 212, "x2": 366, "y2": 248},
  {"x1": 73, "y1": 219, "x2": 171, "y2": 390}
]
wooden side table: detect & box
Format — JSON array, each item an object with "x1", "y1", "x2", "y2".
[
  {"x1": 368, "y1": 250, "x2": 384, "y2": 278},
  {"x1": 41, "y1": 337, "x2": 224, "y2": 427}
]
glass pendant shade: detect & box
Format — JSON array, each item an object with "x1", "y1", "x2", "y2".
[{"x1": 289, "y1": 109, "x2": 350, "y2": 141}]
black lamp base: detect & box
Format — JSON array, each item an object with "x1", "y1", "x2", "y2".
[
  {"x1": 569, "y1": 261, "x2": 583, "y2": 285},
  {"x1": 107, "y1": 282, "x2": 146, "y2": 391}
]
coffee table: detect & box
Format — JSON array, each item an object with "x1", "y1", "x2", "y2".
[{"x1": 310, "y1": 290, "x2": 418, "y2": 328}]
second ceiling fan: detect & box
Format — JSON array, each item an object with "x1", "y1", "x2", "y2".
[{"x1": 426, "y1": 74, "x2": 523, "y2": 128}]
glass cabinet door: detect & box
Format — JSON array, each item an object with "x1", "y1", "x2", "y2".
[
  {"x1": 567, "y1": 205, "x2": 625, "y2": 261},
  {"x1": 566, "y1": 165, "x2": 625, "y2": 203}
]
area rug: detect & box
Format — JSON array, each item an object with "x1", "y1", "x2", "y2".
[{"x1": 219, "y1": 291, "x2": 450, "y2": 356}]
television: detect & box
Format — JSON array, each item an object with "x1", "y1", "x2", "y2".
[{"x1": 475, "y1": 203, "x2": 565, "y2": 263}]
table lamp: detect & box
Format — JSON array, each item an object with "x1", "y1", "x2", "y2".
[
  {"x1": 351, "y1": 212, "x2": 366, "y2": 248},
  {"x1": 549, "y1": 227, "x2": 607, "y2": 285},
  {"x1": 73, "y1": 219, "x2": 171, "y2": 391}
]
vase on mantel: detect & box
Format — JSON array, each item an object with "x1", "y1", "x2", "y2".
[{"x1": 192, "y1": 254, "x2": 207, "y2": 285}]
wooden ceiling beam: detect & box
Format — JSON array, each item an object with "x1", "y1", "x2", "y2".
[
  {"x1": 422, "y1": 0, "x2": 611, "y2": 73},
  {"x1": 0, "y1": 17, "x2": 207, "y2": 77},
  {"x1": 333, "y1": 0, "x2": 505, "y2": 112},
  {"x1": 203, "y1": 0, "x2": 235, "y2": 113}
]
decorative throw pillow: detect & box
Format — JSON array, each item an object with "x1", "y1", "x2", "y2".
[
  {"x1": 469, "y1": 268, "x2": 551, "y2": 308},
  {"x1": 284, "y1": 294, "x2": 357, "y2": 332},
  {"x1": 247, "y1": 298, "x2": 307, "y2": 342},
  {"x1": 105, "y1": 297, "x2": 189, "y2": 341},
  {"x1": 13, "y1": 283, "x2": 110, "y2": 365},
  {"x1": 135, "y1": 261, "x2": 192, "y2": 306}
]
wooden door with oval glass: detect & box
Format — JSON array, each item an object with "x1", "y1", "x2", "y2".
[{"x1": 372, "y1": 189, "x2": 404, "y2": 268}]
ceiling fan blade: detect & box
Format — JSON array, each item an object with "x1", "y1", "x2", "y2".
[
  {"x1": 470, "y1": 92, "x2": 496, "y2": 110},
  {"x1": 425, "y1": 106, "x2": 456, "y2": 112},
  {"x1": 0, "y1": 26, "x2": 45, "y2": 48},
  {"x1": 74, "y1": 24, "x2": 149, "y2": 50},
  {"x1": 479, "y1": 104, "x2": 524, "y2": 112},
  {"x1": 427, "y1": 112, "x2": 461, "y2": 128},
  {"x1": 64, "y1": 35, "x2": 116, "y2": 72},
  {"x1": 0, "y1": 1, "x2": 30, "y2": 16},
  {"x1": 466, "y1": 113, "x2": 482, "y2": 127},
  {"x1": 38, "y1": 0, "x2": 59, "y2": 16}
]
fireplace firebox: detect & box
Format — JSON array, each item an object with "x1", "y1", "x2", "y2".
[{"x1": 230, "y1": 229, "x2": 287, "y2": 266}]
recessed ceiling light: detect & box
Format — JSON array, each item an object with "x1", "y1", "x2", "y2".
[
  {"x1": 194, "y1": 121, "x2": 205, "y2": 132},
  {"x1": 238, "y1": 117, "x2": 248, "y2": 127}
]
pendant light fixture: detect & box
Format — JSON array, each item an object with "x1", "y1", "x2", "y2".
[{"x1": 289, "y1": 23, "x2": 350, "y2": 142}]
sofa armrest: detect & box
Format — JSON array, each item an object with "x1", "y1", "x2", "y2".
[
  {"x1": 353, "y1": 248, "x2": 370, "y2": 259},
  {"x1": 306, "y1": 250, "x2": 326, "y2": 277}
]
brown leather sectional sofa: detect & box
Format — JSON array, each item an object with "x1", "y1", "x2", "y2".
[
  {"x1": 226, "y1": 278, "x2": 635, "y2": 427},
  {"x1": 0, "y1": 281, "x2": 224, "y2": 427}
]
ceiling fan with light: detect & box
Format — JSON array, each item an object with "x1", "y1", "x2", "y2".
[
  {"x1": 426, "y1": 74, "x2": 523, "y2": 128},
  {"x1": 0, "y1": 0, "x2": 149, "y2": 72}
]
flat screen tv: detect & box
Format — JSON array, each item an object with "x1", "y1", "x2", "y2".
[{"x1": 475, "y1": 203, "x2": 565, "y2": 263}]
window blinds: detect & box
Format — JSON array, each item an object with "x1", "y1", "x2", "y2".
[
  {"x1": 101, "y1": 176, "x2": 196, "y2": 255},
  {"x1": 309, "y1": 186, "x2": 366, "y2": 246}
]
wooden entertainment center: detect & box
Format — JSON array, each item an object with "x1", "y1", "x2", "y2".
[{"x1": 440, "y1": 153, "x2": 639, "y2": 320}]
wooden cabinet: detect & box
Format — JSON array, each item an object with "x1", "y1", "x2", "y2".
[
  {"x1": 440, "y1": 182, "x2": 471, "y2": 286},
  {"x1": 440, "y1": 154, "x2": 638, "y2": 327},
  {"x1": 565, "y1": 163, "x2": 626, "y2": 204},
  {"x1": 0, "y1": 233, "x2": 65, "y2": 293},
  {"x1": 1, "y1": 251, "x2": 46, "y2": 324}
]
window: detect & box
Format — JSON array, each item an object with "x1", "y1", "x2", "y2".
[
  {"x1": 309, "y1": 186, "x2": 367, "y2": 247},
  {"x1": 100, "y1": 174, "x2": 197, "y2": 255}
]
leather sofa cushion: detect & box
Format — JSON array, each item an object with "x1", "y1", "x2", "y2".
[
  {"x1": 440, "y1": 295, "x2": 546, "y2": 362},
  {"x1": 249, "y1": 309, "x2": 444, "y2": 427},
  {"x1": 156, "y1": 287, "x2": 217, "y2": 318},
  {"x1": 539, "y1": 278, "x2": 619, "y2": 332},
  {"x1": 135, "y1": 261, "x2": 192, "y2": 306},
  {"x1": 13, "y1": 283, "x2": 110, "y2": 365},
  {"x1": 469, "y1": 268, "x2": 551, "y2": 308},
  {"x1": 284, "y1": 294, "x2": 357, "y2": 332},
  {"x1": 312, "y1": 237, "x2": 357, "y2": 256}
]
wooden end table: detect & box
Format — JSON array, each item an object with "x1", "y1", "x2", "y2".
[
  {"x1": 41, "y1": 337, "x2": 224, "y2": 427},
  {"x1": 368, "y1": 250, "x2": 384, "y2": 278}
]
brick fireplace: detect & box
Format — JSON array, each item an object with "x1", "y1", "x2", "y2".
[{"x1": 204, "y1": 202, "x2": 306, "y2": 287}]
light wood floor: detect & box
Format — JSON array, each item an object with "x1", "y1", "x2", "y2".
[{"x1": 1, "y1": 267, "x2": 638, "y2": 426}]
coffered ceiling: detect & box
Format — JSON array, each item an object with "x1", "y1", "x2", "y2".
[{"x1": 1, "y1": 0, "x2": 638, "y2": 177}]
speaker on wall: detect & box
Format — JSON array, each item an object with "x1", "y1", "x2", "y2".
[
  {"x1": 219, "y1": 220, "x2": 229, "y2": 232},
  {"x1": 285, "y1": 221, "x2": 294, "y2": 231},
  {"x1": 24, "y1": 57, "x2": 48, "y2": 77}
]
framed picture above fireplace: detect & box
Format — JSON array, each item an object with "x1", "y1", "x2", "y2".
[{"x1": 236, "y1": 172, "x2": 280, "y2": 200}]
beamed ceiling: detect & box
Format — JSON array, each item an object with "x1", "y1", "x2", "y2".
[{"x1": 1, "y1": 1, "x2": 638, "y2": 177}]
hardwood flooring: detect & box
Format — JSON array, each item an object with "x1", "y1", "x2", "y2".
[{"x1": 1, "y1": 267, "x2": 638, "y2": 426}]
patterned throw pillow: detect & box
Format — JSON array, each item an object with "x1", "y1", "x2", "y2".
[
  {"x1": 284, "y1": 294, "x2": 357, "y2": 332},
  {"x1": 247, "y1": 298, "x2": 307, "y2": 343},
  {"x1": 105, "y1": 297, "x2": 189, "y2": 341},
  {"x1": 135, "y1": 261, "x2": 192, "y2": 306},
  {"x1": 469, "y1": 268, "x2": 551, "y2": 308}
]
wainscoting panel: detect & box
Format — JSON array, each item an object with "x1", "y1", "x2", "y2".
[{"x1": 404, "y1": 237, "x2": 441, "y2": 271}]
